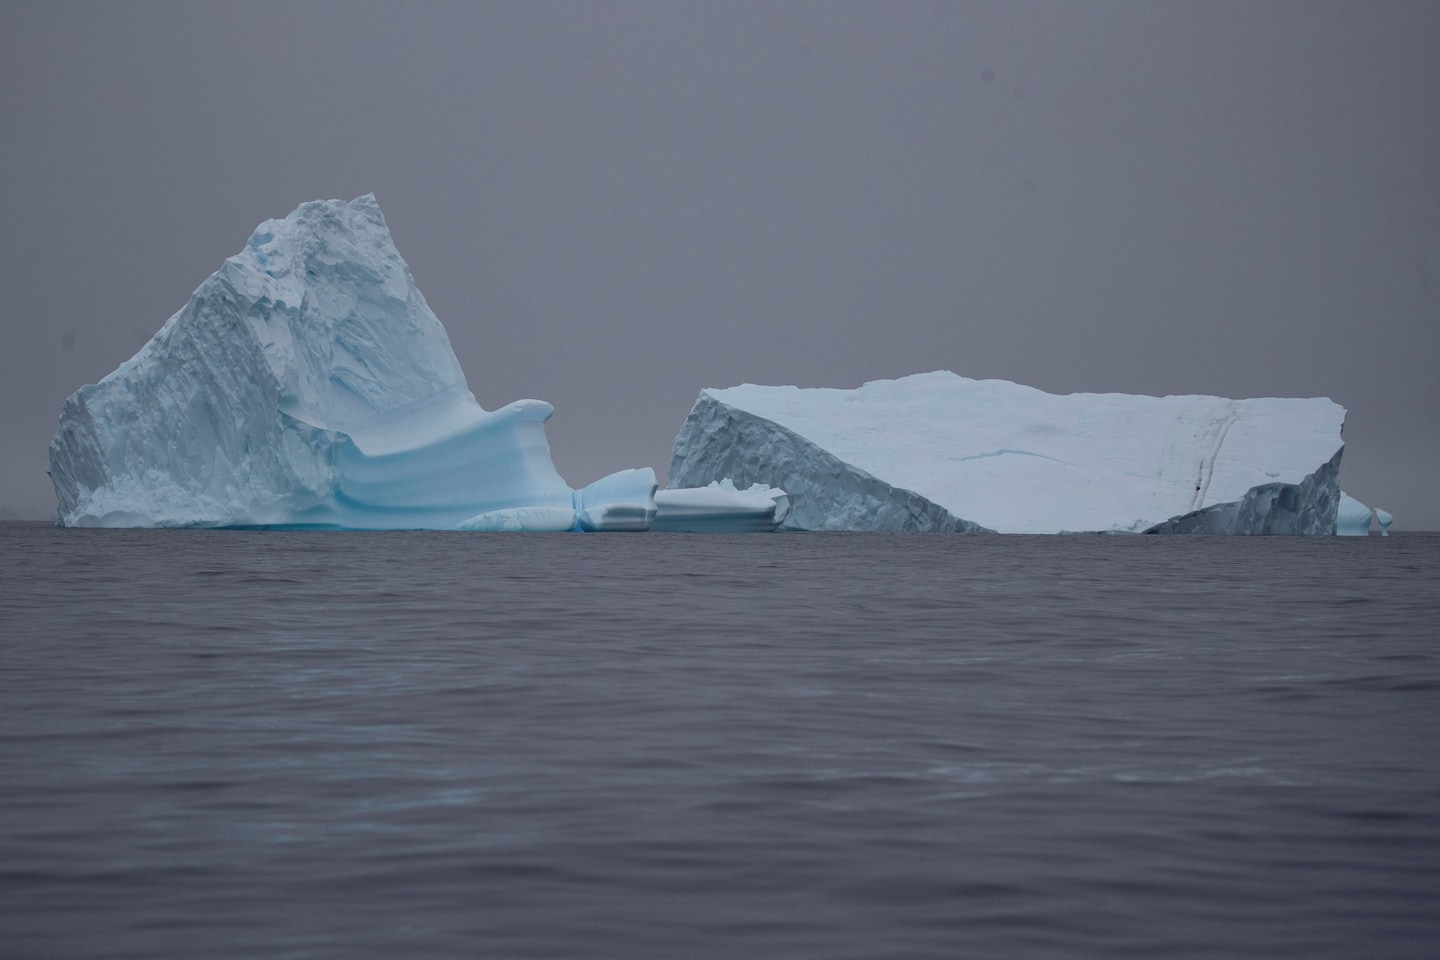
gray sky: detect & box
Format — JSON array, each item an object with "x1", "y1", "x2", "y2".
[{"x1": 3, "y1": 0, "x2": 1437, "y2": 526}]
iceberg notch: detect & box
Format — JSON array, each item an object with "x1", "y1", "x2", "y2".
[
  {"x1": 668, "y1": 372, "x2": 1346, "y2": 535},
  {"x1": 48, "y1": 195, "x2": 654, "y2": 529}
]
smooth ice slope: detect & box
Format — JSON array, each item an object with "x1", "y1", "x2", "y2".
[
  {"x1": 1336, "y1": 493, "x2": 1374, "y2": 536},
  {"x1": 669, "y1": 372, "x2": 1345, "y2": 534},
  {"x1": 574, "y1": 468, "x2": 660, "y2": 532},
  {"x1": 48, "y1": 195, "x2": 653, "y2": 529}
]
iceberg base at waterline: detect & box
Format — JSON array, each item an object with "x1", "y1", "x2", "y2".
[{"x1": 456, "y1": 506, "x2": 582, "y2": 533}]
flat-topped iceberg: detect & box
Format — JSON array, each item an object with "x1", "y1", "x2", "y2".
[
  {"x1": 668, "y1": 372, "x2": 1346, "y2": 534},
  {"x1": 48, "y1": 195, "x2": 654, "y2": 529}
]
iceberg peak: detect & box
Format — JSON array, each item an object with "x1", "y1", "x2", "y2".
[{"x1": 48, "y1": 195, "x2": 653, "y2": 529}]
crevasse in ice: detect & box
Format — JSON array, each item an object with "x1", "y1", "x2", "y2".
[
  {"x1": 668, "y1": 372, "x2": 1346, "y2": 534},
  {"x1": 47, "y1": 195, "x2": 654, "y2": 529}
]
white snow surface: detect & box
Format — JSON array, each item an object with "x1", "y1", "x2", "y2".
[
  {"x1": 48, "y1": 195, "x2": 654, "y2": 529},
  {"x1": 669, "y1": 372, "x2": 1346, "y2": 534},
  {"x1": 1336, "y1": 493, "x2": 1374, "y2": 536}
]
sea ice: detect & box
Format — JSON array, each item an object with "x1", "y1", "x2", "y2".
[
  {"x1": 668, "y1": 372, "x2": 1346, "y2": 535},
  {"x1": 47, "y1": 195, "x2": 655, "y2": 529}
]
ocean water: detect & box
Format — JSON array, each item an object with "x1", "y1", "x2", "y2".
[{"x1": 1, "y1": 524, "x2": 1437, "y2": 959}]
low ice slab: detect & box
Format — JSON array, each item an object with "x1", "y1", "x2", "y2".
[
  {"x1": 47, "y1": 195, "x2": 652, "y2": 530},
  {"x1": 653, "y1": 479, "x2": 790, "y2": 533},
  {"x1": 668, "y1": 371, "x2": 1345, "y2": 535},
  {"x1": 457, "y1": 506, "x2": 578, "y2": 532},
  {"x1": 575, "y1": 468, "x2": 659, "y2": 532},
  {"x1": 1335, "y1": 493, "x2": 1374, "y2": 536}
]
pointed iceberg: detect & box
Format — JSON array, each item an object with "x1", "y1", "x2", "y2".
[
  {"x1": 668, "y1": 372, "x2": 1346, "y2": 534},
  {"x1": 48, "y1": 195, "x2": 654, "y2": 529}
]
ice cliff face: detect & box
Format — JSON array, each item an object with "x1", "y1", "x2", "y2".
[
  {"x1": 668, "y1": 372, "x2": 1346, "y2": 535},
  {"x1": 49, "y1": 195, "x2": 652, "y2": 529}
]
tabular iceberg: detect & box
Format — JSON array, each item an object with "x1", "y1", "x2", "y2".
[
  {"x1": 668, "y1": 372, "x2": 1346, "y2": 534},
  {"x1": 48, "y1": 195, "x2": 654, "y2": 529}
]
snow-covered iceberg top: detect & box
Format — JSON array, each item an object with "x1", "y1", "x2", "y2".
[
  {"x1": 669, "y1": 371, "x2": 1346, "y2": 534},
  {"x1": 48, "y1": 195, "x2": 654, "y2": 529}
]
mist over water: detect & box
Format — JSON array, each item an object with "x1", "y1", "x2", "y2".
[{"x1": 3, "y1": 526, "x2": 1438, "y2": 958}]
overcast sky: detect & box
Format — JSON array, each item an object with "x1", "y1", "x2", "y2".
[{"x1": 3, "y1": 1, "x2": 1436, "y2": 526}]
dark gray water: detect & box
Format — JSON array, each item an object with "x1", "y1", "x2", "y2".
[{"x1": 2, "y1": 524, "x2": 1438, "y2": 959}]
